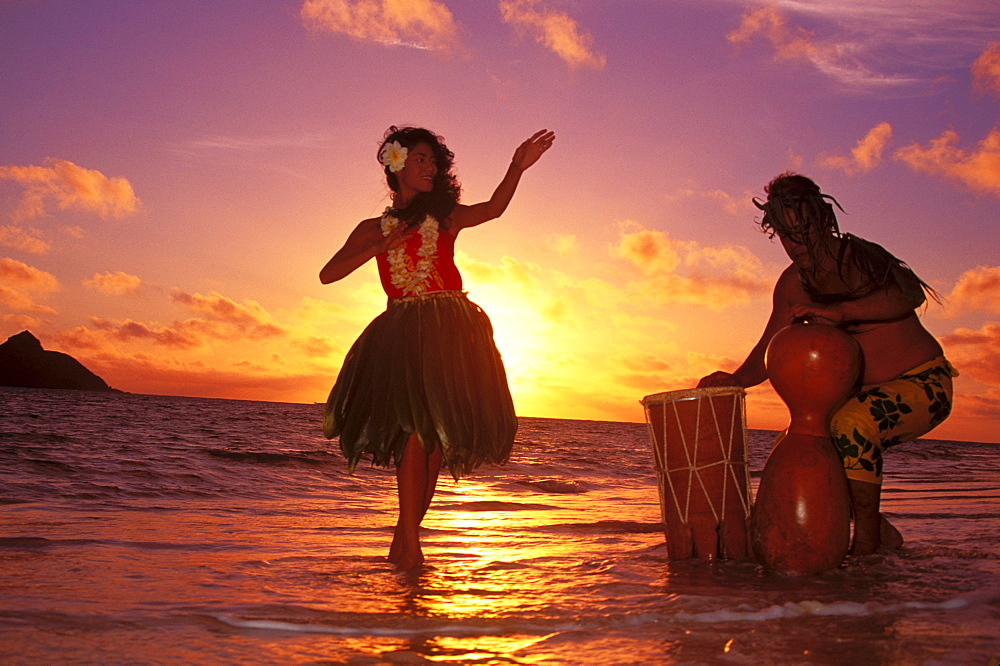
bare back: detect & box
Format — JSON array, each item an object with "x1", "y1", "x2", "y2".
[{"x1": 776, "y1": 266, "x2": 943, "y2": 384}]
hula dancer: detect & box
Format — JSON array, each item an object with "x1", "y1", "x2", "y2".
[{"x1": 320, "y1": 126, "x2": 555, "y2": 572}]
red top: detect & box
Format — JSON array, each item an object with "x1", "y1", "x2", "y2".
[{"x1": 376, "y1": 218, "x2": 463, "y2": 298}]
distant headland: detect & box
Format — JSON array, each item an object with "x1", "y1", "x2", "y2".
[{"x1": 0, "y1": 330, "x2": 118, "y2": 392}]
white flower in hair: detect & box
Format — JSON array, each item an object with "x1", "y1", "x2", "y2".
[{"x1": 380, "y1": 141, "x2": 408, "y2": 173}]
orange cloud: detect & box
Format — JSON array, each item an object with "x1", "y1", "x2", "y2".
[
  {"x1": 83, "y1": 271, "x2": 143, "y2": 296},
  {"x1": 822, "y1": 122, "x2": 893, "y2": 174},
  {"x1": 0, "y1": 313, "x2": 43, "y2": 334},
  {"x1": 940, "y1": 323, "x2": 1000, "y2": 386},
  {"x1": 894, "y1": 126, "x2": 1000, "y2": 197},
  {"x1": 0, "y1": 257, "x2": 59, "y2": 314},
  {"x1": 946, "y1": 265, "x2": 1000, "y2": 314},
  {"x1": 0, "y1": 158, "x2": 140, "y2": 222},
  {"x1": 172, "y1": 290, "x2": 286, "y2": 337},
  {"x1": 499, "y1": 0, "x2": 606, "y2": 70},
  {"x1": 0, "y1": 258, "x2": 60, "y2": 291},
  {"x1": 0, "y1": 225, "x2": 50, "y2": 254},
  {"x1": 972, "y1": 42, "x2": 1000, "y2": 98},
  {"x1": 75, "y1": 349, "x2": 332, "y2": 403},
  {"x1": 50, "y1": 325, "x2": 104, "y2": 351},
  {"x1": 300, "y1": 0, "x2": 459, "y2": 51},
  {"x1": 613, "y1": 222, "x2": 773, "y2": 309},
  {"x1": 56, "y1": 289, "x2": 289, "y2": 353}
]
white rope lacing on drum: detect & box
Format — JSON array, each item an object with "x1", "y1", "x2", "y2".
[{"x1": 644, "y1": 389, "x2": 752, "y2": 526}]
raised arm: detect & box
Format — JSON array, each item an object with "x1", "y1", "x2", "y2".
[
  {"x1": 319, "y1": 217, "x2": 409, "y2": 284},
  {"x1": 448, "y1": 129, "x2": 555, "y2": 232}
]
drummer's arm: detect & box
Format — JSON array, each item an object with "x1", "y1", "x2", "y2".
[{"x1": 698, "y1": 267, "x2": 796, "y2": 389}]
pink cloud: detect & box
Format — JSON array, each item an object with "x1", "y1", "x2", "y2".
[
  {"x1": 972, "y1": 42, "x2": 1000, "y2": 98},
  {"x1": 90, "y1": 318, "x2": 203, "y2": 349},
  {"x1": 726, "y1": 6, "x2": 901, "y2": 87}
]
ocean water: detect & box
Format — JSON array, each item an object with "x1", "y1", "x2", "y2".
[{"x1": 0, "y1": 387, "x2": 997, "y2": 665}]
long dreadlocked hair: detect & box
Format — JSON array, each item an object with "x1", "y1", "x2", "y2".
[
  {"x1": 755, "y1": 172, "x2": 940, "y2": 305},
  {"x1": 378, "y1": 126, "x2": 462, "y2": 229}
]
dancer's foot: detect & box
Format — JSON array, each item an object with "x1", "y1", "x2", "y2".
[
  {"x1": 388, "y1": 536, "x2": 423, "y2": 571},
  {"x1": 392, "y1": 547, "x2": 424, "y2": 573},
  {"x1": 388, "y1": 532, "x2": 401, "y2": 564},
  {"x1": 388, "y1": 522, "x2": 423, "y2": 571}
]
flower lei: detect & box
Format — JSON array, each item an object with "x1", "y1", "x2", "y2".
[
  {"x1": 381, "y1": 209, "x2": 439, "y2": 295},
  {"x1": 379, "y1": 141, "x2": 407, "y2": 173}
]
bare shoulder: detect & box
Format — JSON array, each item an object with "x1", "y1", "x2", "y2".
[
  {"x1": 348, "y1": 216, "x2": 385, "y2": 240},
  {"x1": 774, "y1": 265, "x2": 803, "y2": 297}
]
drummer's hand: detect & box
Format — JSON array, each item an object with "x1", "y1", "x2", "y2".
[
  {"x1": 697, "y1": 371, "x2": 741, "y2": 388},
  {"x1": 788, "y1": 303, "x2": 844, "y2": 326}
]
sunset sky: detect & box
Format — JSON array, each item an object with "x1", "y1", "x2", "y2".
[{"x1": 2, "y1": 0, "x2": 999, "y2": 443}]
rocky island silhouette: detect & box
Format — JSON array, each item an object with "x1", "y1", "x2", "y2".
[{"x1": 0, "y1": 331, "x2": 118, "y2": 392}]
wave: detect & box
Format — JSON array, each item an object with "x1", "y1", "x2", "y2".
[
  {"x1": 530, "y1": 520, "x2": 665, "y2": 534},
  {"x1": 673, "y1": 586, "x2": 1000, "y2": 623},
  {"x1": 515, "y1": 478, "x2": 588, "y2": 494},
  {"x1": 203, "y1": 448, "x2": 338, "y2": 466},
  {"x1": 444, "y1": 500, "x2": 560, "y2": 512},
  {"x1": 209, "y1": 613, "x2": 581, "y2": 638}
]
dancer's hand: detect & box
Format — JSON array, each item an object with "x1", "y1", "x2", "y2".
[
  {"x1": 377, "y1": 223, "x2": 412, "y2": 253},
  {"x1": 511, "y1": 129, "x2": 555, "y2": 171}
]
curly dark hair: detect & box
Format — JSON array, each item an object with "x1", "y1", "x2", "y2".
[
  {"x1": 754, "y1": 172, "x2": 843, "y2": 245},
  {"x1": 379, "y1": 126, "x2": 462, "y2": 228},
  {"x1": 754, "y1": 172, "x2": 938, "y2": 305}
]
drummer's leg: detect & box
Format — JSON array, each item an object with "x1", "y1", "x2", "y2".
[
  {"x1": 830, "y1": 396, "x2": 889, "y2": 554},
  {"x1": 846, "y1": 479, "x2": 882, "y2": 555}
]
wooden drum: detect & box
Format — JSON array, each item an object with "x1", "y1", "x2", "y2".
[{"x1": 641, "y1": 387, "x2": 752, "y2": 561}]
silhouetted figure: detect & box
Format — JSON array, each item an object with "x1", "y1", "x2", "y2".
[
  {"x1": 700, "y1": 173, "x2": 956, "y2": 555},
  {"x1": 320, "y1": 126, "x2": 555, "y2": 572}
]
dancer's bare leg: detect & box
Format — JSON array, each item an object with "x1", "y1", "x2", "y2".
[
  {"x1": 388, "y1": 435, "x2": 442, "y2": 571},
  {"x1": 421, "y1": 445, "x2": 443, "y2": 521}
]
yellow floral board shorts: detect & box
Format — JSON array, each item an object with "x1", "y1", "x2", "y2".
[{"x1": 830, "y1": 356, "x2": 958, "y2": 486}]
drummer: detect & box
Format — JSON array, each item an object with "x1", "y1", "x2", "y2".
[{"x1": 698, "y1": 173, "x2": 957, "y2": 555}]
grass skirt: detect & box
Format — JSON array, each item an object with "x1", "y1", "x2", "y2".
[{"x1": 323, "y1": 291, "x2": 516, "y2": 479}]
